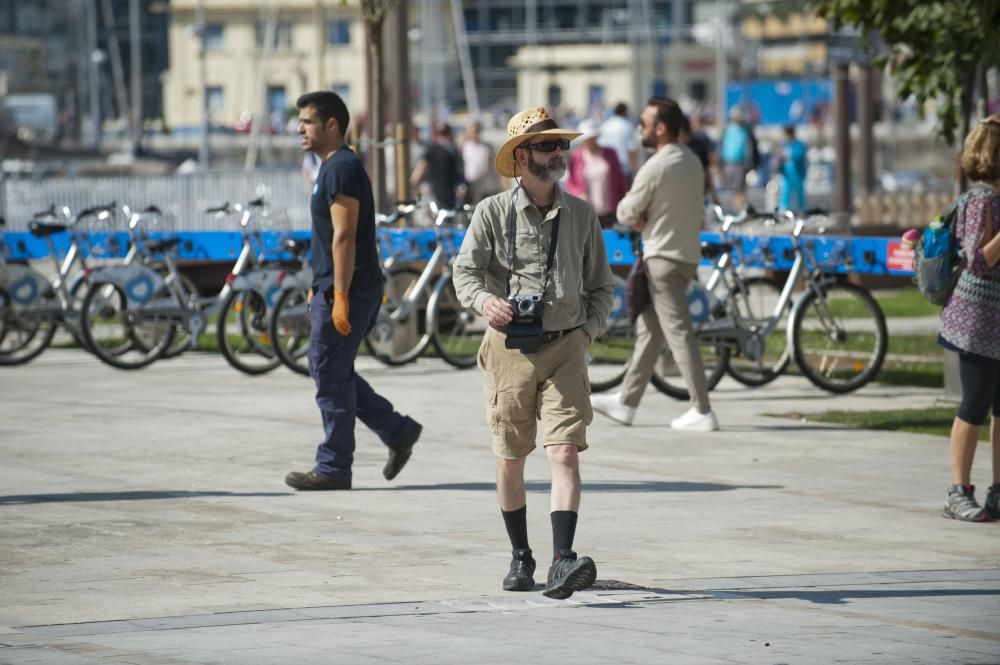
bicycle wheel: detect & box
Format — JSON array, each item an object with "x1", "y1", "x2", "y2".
[
  {"x1": 364, "y1": 267, "x2": 432, "y2": 366},
  {"x1": 588, "y1": 317, "x2": 634, "y2": 392},
  {"x1": 649, "y1": 338, "x2": 729, "y2": 400},
  {"x1": 269, "y1": 284, "x2": 311, "y2": 376},
  {"x1": 429, "y1": 276, "x2": 487, "y2": 369},
  {"x1": 0, "y1": 287, "x2": 59, "y2": 366},
  {"x1": 80, "y1": 280, "x2": 175, "y2": 370},
  {"x1": 216, "y1": 288, "x2": 282, "y2": 375},
  {"x1": 791, "y1": 281, "x2": 888, "y2": 394},
  {"x1": 159, "y1": 273, "x2": 200, "y2": 360},
  {"x1": 725, "y1": 276, "x2": 792, "y2": 387}
]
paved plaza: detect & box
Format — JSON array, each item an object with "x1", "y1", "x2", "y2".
[{"x1": 0, "y1": 350, "x2": 997, "y2": 664}]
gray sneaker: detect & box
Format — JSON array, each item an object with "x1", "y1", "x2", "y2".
[
  {"x1": 985, "y1": 484, "x2": 1000, "y2": 520},
  {"x1": 942, "y1": 485, "x2": 988, "y2": 522}
]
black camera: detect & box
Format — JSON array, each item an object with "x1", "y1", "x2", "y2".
[{"x1": 504, "y1": 294, "x2": 544, "y2": 351}]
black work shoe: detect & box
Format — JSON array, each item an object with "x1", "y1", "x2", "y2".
[
  {"x1": 502, "y1": 549, "x2": 536, "y2": 591},
  {"x1": 985, "y1": 484, "x2": 1000, "y2": 520},
  {"x1": 542, "y1": 549, "x2": 597, "y2": 600},
  {"x1": 383, "y1": 418, "x2": 422, "y2": 481},
  {"x1": 285, "y1": 470, "x2": 351, "y2": 491}
]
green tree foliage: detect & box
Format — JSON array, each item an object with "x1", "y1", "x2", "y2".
[{"x1": 809, "y1": 0, "x2": 1000, "y2": 145}]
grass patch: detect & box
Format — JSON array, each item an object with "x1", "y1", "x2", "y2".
[
  {"x1": 873, "y1": 288, "x2": 942, "y2": 318},
  {"x1": 778, "y1": 407, "x2": 989, "y2": 441},
  {"x1": 875, "y1": 365, "x2": 944, "y2": 388},
  {"x1": 888, "y1": 335, "x2": 943, "y2": 357}
]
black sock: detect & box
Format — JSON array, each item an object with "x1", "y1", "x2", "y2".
[
  {"x1": 501, "y1": 506, "x2": 530, "y2": 553},
  {"x1": 551, "y1": 510, "x2": 578, "y2": 555}
]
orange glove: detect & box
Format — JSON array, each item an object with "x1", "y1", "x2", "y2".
[{"x1": 331, "y1": 290, "x2": 351, "y2": 335}]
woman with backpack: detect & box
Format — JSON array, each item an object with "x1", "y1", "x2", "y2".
[{"x1": 939, "y1": 114, "x2": 1000, "y2": 522}]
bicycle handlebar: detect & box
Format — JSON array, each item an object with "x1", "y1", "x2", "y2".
[
  {"x1": 206, "y1": 202, "x2": 230, "y2": 214},
  {"x1": 77, "y1": 201, "x2": 117, "y2": 219}
]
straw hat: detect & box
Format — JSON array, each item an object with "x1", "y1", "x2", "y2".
[{"x1": 494, "y1": 107, "x2": 581, "y2": 177}]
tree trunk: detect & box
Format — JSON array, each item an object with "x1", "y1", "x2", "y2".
[
  {"x1": 368, "y1": 17, "x2": 387, "y2": 215},
  {"x1": 956, "y1": 62, "x2": 977, "y2": 195}
]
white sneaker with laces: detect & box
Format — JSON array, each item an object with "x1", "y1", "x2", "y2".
[
  {"x1": 670, "y1": 407, "x2": 719, "y2": 432},
  {"x1": 590, "y1": 392, "x2": 635, "y2": 426}
]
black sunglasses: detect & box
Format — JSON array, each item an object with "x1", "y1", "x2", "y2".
[{"x1": 521, "y1": 139, "x2": 571, "y2": 153}]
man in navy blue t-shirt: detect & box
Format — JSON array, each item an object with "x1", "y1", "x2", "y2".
[{"x1": 285, "y1": 91, "x2": 422, "y2": 491}]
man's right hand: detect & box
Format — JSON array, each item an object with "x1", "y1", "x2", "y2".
[{"x1": 483, "y1": 295, "x2": 513, "y2": 328}]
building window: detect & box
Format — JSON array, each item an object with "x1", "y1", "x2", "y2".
[
  {"x1": 205, "y1": 86, "x2": 224, "y2": 118},
  {"x1": 489, "y1": 7, "x2": 523, "y2": 31},
  {"x1": 553, "y1": 5, "x2": 576, "y2": 29},
  {"x1": 547, "y1": 85, "x2": 562, "y2": 109},
  {"x1": 256, "y1": 20, "x2": 293, "y2": 49},
  {"x1": 588, "y1": 85, "x2": 605, "y2": 109},
  {"x1": 203, "y1": 23, "x2": 224, "y2": 50},
  {"x1": 463, "y1": 9, "x2": 479, "y2": 32},
  {"x1": 328, "y1": 19, "x2": 350, "y2": 45},
  {"x1": 331, "y1": 83, "x2": 350, "y2": 109}
]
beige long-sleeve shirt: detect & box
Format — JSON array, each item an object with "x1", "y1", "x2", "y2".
[
  {"x1": 453, "y1": 186, "x2": 614, "y2": 341},
  {"x1": 616, "y1": 142, "x2": 704, "y2": 264}
]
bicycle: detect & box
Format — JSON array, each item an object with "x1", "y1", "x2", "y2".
[
  {"x1": 79, "y1": 198, "x2": 288, "y2": 372},
  {"x1": 268, "y1": 202, "x2": 485, "y2": 374},
  {"x1": 697, "y1": 208, "x2": 888, "y2": 393},
  {"x1": 586, "y1": 222, "x2": 733, "y2": 397},
  {"x1": 0, "y1": 202, "x2": 119, "y2": 365}
]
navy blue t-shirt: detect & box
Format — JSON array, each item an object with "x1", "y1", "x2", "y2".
[{"x1": 310, "y1": 146, "x2": 381, "y2": 295}]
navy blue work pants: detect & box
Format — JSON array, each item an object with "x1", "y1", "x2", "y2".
[{"x1": 309, "y1": 288, "x2": 407, "y2": 480}]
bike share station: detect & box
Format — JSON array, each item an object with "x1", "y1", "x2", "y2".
[
  {"x1": 3, "y1": 223, "x2": 919, "y2": 316},
  {"x1": 3, "y1": 225, "x2": 918, "y2": 283},
  {"x1": 3, "y1": 221, "x2": 921, "y2": 389}
]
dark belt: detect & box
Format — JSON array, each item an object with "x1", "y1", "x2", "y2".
[
  {"x1": 540, "y1": 327, "x2": 578, "y2": 343},
  {"x1": 489, "y1": 323, "x2": 579, "y2": 343}
]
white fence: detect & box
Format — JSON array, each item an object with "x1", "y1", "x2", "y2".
[{"x1": 0, "y1": 170, "x2": 313, "y2": 232}]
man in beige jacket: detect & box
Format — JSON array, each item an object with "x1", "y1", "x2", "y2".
[{"x1": 591, "y1": 97, "x2": 719, "y2": 431}]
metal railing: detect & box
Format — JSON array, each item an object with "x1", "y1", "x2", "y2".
[{"x1": 0, "y1": 169, "x2": 312, "y2": 232}]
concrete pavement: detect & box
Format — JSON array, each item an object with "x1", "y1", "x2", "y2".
[{"x1": 0, "y1": 350, "x2": 997, "y2": 664}]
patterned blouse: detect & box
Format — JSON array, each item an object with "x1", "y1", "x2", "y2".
[{"x1": 939, "y1": 186, "x2": 1000, "y2": 360}]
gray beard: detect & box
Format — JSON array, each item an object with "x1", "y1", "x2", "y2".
[{"x1": 526, "y1": 154, "x2": 566, "y2": 183}]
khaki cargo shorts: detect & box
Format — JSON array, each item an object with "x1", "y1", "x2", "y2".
[{"x1": 477, "y1": 327, "x2": 593, "y2": 459}]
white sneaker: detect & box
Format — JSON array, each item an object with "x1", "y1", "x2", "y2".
[
  {"x1": 590, "y1": 392, "x2": 635, "y2": 426},
  {"x1": 670, "y1": 407, "x2": 719, "y2": 432}
]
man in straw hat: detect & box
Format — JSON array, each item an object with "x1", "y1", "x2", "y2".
[{"x1": 453, "y1": 107, "x2": 614, "y2": 599}]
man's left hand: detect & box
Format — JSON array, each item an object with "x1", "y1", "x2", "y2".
[{"x1": 332, "y1": 290, "x2": 351, "y2": 335}]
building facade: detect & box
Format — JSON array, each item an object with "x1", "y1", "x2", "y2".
[
  {"x1": 163, "y1": 0, "x2": 367, "y2": 132},
  {"x1": 460, "y1": 0, "x2": 703, "y2": 112}
]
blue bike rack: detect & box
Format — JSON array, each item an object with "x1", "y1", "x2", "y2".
[{"x1": 2, "y1": 228, "x2": 917, "y2": 276}]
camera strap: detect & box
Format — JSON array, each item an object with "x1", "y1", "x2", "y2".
[{"x1": 504, "y1": 187, "x2": 560, "y2": 298}]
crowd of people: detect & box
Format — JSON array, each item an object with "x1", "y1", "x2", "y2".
[
  {"x1": 302, "y1": 99, "x2": 811, "y2": 221},
  {"x1": 287, "y1": 89, "x2": 1000, "y2": 612}
]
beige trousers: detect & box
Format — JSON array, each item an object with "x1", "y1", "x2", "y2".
[{"x1": 621, "y1": 256, "x2": 711, "y2": 413}]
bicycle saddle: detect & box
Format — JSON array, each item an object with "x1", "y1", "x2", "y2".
[
  {"x1": 31, "y1": 205, "x2": 61, "y2": 222},
  {"x1": 283, "y1": 237, "x2": 310, "y2": 254},
  {"x1": 29, "y1": 220, "x2": 68, "y2": 237},
  {"x1": 700, "y1": 241, "x2": 733, "y2": 260},
  {"x1": 144, "y1": 237, "x2": 182, "y2": 253}
]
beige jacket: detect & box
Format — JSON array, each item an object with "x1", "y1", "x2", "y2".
[
  {"x1": 616, "y1": 142, "x2": 704, "y2": 264},
  {"x1": 452, "y1": 186, "x2": 614, "y2": 341}
]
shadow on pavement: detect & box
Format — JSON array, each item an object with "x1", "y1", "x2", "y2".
[
  {"x1": 699, "y1": 588, "x2": 1000, "y2": 606},
  {"x1": 0, "y1": 490, "x2": 290, "y2": 505},
  {"x1": 372, "y1": 481, "x2": 782, "y2": 493}
]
